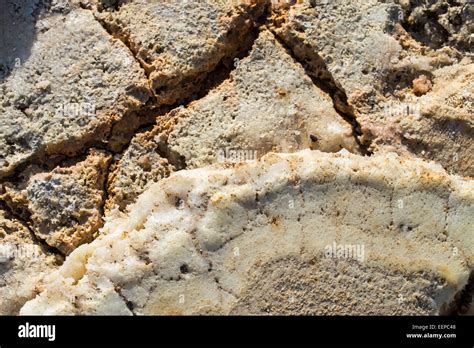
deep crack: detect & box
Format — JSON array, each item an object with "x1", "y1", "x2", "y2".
[
  {"x1": 442, "y1": 270, "x2": 474, "y2": 315},
  {"x1": 214, "y1": 276, "x2": 238, "y2": 299},
  {"x1": 94, "y1": 13, "x2": 153, "y2": 80},
  {"x1": 269, "y1": 29, "x2": 371, "y2": 155},
  {"x1": 115, "y1": 285, "x2": 137, "y2": 315},
  {"x1": 100, "y1": 152, "x2": 114, "y2": 225},
  {"x1": 0, "y1": 201, "x2": 65, "y2": 261}
]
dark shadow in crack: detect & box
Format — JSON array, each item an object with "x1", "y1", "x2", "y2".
[
  {"x1": 269, "y1": 30, "x2": 372, "y2": 155},
  {"x1": 0, "y1": 202, "x2": 65, "y2": 262},
  {"x1": 398, "y1": 0, "x2": 473, "y2": 53},
  {"x1": 441, "y1": 270, "x2": 474, "y2": 315},
  {"x1": 97, "y1": 0, "x2": 129, "y2": 11},
  {"x1": 0, "y1": 0, "x2": 48, "y2": 83}
]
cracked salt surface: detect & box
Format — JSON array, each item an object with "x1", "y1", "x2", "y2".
[{"x1": 0, "y1": 0, "x2": 473, "y2": 315}]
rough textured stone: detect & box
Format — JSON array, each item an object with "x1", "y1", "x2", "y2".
[
  {"x1": 273, "y1": 0, "x2": 473, "y2": 177},
  {"x1": 1, "y1": 0, "x2": 473, "y2": 317},
  {"x1": 399, "y1": 62, "x2": 473, "y2": 178},
  {"x1": 20, "y1": 150, "x2": 474, "y2": 315},
  {"x1": 2, "y1": 149, "x2": 111, "y2": 254},
  {"x1": 399, "y1": 0, "x2": 473, "y2": 52},
  {"x1": 0, "y1": 209, "x2": 59, "y2": 315},
  {"x1": 106, "y1": 30, "x2": 358, "y2": 212},
  {"x1": 96, "y1": 0, "x2": 268, "y2": 105},
  {"x1": 106, "y1": 127, "x2": 177, "y2": 212},
  {"x1": 0, "y1": 6, "x2": 150, "y2": 178}
]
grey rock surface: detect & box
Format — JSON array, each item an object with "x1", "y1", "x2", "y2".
[
  {"x1": 273, "y1": 0, "x2": 473, "y2": 177},
  {"x1": 106, "y1": 30, "x2": 358, "y2": 212},
  {"x1": 0, "y1": 0, "x2": 472, "y2": 316},
  {"x1": 2, "y1": 149, "x2": 111, "y2": 254},
  {"x1": 96, "y1": 0, "x2": 268, "y2": 105},
  {"x1": 0, "y1": 6, "x2": 150, "y2": 178}
]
